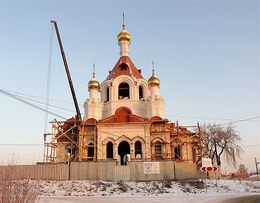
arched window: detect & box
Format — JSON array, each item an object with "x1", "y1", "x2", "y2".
[
  {"x1": 106, "y1": 142, "x2": 113, "y2": 159},
  {"x1": 139, "y1": 86, "x2": 144, "y2": 100},
  {"x1": 154, "y1": 142, "x2": 162, "y2": 158},
  {"x1": 88, "y1": 143, "x2": 94, "y2": 160},
  {"x1": 118, "y1": 82, "x2": 129, "y2": 100},
  {"x1": 135, "y1": 141, "x2": 142, "y2": 158},
  {"x1": 106, "y1": 86, "x2": 109, "y2": 102}
]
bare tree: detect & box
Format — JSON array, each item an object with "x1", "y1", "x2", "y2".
[
  {"x1": 0, "y1": 166, "x2": 38, "y2": 203},
  {"x1": 200, "y1": 123, "x2": 243, "y2": 167}
]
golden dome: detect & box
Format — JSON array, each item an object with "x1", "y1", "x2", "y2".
[
  {"x1": 148, "y1": 75, "x2": 160, "y2": 87},
  {"x1": 117, "y1": 14, "x2": 131, "y2": 42},
  {"x1": 117, "y1": 29, "x2": 131, "y2": 42},
  {"x1": 148, "y1": 69, "x2": 160, "y2": 87},
  {"x1": 88, "y1": 78, "x2": 100, "y2": 90},
  {"x1": 88, "y1": 64, "x2": 100, "y2": 90}
]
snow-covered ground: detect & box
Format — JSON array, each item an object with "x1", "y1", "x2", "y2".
[
  {"x1": 38, "y1": 195, "x2": 260, "y2": 203},
  {"x1": 34, "y1": 179, "x2": 260, "y2": 198}
]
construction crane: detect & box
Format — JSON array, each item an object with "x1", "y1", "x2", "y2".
[
  {"x1": 44, "y1": 21, "x2": 98, "y2": 163},
  {"x1": 44, "y1": 20, "x2": 82, "y2": 162},
  {"x1": 51, "y1": 20, "x2": 82, "y2": 121}
]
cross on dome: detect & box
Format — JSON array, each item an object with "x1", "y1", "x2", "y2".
[
  {"x1": 148, "y1": 60, "x2": 160, "y2": 87},
  {"x1": 117, "y1": 13, "x2": 131, "y2": 43},
  {"x1": 122, "y1": 13, "x2": 125, "y2": 30},
  {"x1": 93, "y1": 63, "x2": 96, "y2": 78},
  {"x1": 88, "y1": 63, "x2": 100, "y2": 90}
]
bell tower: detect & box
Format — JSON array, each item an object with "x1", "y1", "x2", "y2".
[
  {"x1": 146, "y1": 62, "x2": 165, "y2": 118},
  {"x1": 99, "y1": 15, "x2": 149, "y2": 119},
  {"x1": 84, "y1": 16, "x2": 165, "y2": 120},
  {"x1": 84, "y1": 64, "x2": 103, "y2": 120}
]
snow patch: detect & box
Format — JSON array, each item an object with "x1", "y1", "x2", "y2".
[{"x1": 34, "y1": 179, "x2": 260, "y2": 197}]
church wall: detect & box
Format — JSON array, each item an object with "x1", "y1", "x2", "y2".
[
  {"x1": 110, "y1": 75, "x2": 149, "y2": 101},
  {"x1": 99, "y1": 75, "x2": 149, "y2": 119},
  {"x1": 150, "y1": 132, "x2": 171, "y2": 160},
  {"x1": 103, "y1": 100, "x2": 147, "y2": 118},
  {"x1": 96, "y1": 123, "x2": 151, "y2": 161},
  {"x1": 84, "y1": 100, "x2": 103, "y2": 120},
  {"x1": 170, "y1": 134, "x2": 198, "y2": 163},
  {"x1": 146, "y1": 98, "x2": 165, "y2": 119},
  {"x1": 181, "y1": 142, "x2": 194, "y2": 163}
]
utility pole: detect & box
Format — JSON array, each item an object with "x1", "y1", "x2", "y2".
[
  {"x1": 255, "y1": 157, "x2": 259, "y2": 180},
  {"x1": 68, "y1": 152, "x2": 71, "y2": 181}
]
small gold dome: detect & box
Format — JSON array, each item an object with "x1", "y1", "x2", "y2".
[
  {"x1": 88, "y1": 78, "x2": 100, "y2": 90},
  {"x1": 117, "y1": 29, "x2": 131, "y2": 42},
  {"x1": 148, "y1": 75, "x2": 160, "y2": 87}
]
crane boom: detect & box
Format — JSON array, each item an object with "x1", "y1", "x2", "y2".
[{"x1": 51, "y1": 20, "x2": 82, "y2": 121}]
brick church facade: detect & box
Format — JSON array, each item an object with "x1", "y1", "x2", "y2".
[{"x1": 54, "y1": 21, "x2": 201, "y2": 165}]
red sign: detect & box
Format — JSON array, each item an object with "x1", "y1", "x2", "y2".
[{"x1": 201, "y1": 166, "x2": 219, "y2": 172}]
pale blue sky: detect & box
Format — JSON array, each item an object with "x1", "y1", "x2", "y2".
[{"x1": 0, "y1": 0, "x2": 259, "y2": 172}]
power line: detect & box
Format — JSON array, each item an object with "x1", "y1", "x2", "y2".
[
  {"x1": 5, "y1": 88, "x2": 84, "y2": 110},
  {"x1": 0, "y1": 144, "x2": 42, "y2": 146},
  {"x1": 1, "y1": 87, "x2": 74, "y2": 105},
  {"x1": 167, "y1": 115, "x2": 260, "y2": 122},
  {"x1": 219, "y1": 116, "x2": 260, "y2": 126},
  {"x1": 0, "y1": 88, "x2": 67, "y2": 120},
  {"x1": 166, "y1": 114, "x2": 234, "y2": 121},
  {"x1": 11, "y1": 91, "x2": 75, "y2": 113}
]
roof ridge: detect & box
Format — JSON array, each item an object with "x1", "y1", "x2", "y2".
[{"x1": 106, "y1": 56, "x2": 143, "y2": 80}]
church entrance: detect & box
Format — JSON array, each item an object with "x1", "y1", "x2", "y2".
[{"x1": 118, "y1": 141, "x2": 130, "y2": 165}]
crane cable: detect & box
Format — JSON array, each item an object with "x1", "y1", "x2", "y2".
[{"x1": 44, "y1": 25, "x2": 54, "y2": 134}]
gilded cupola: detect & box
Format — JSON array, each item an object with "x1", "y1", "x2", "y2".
[
  {"x1": 148, "y1": 69, "x2": 160, "y2": 87},
  {"x1": 117, "y1": 13, "x2": 131, "y2": 42},
  {"x1": 88, "y1": 64, "x2": 100, "y2": 90}
]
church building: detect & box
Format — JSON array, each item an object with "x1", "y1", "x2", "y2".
[
  {"x1": 46, "y1": 19, "x2": 203, "y2": 167},
  {"x1": 72, "y1": 21, "x2": 202, "y2": 165}
]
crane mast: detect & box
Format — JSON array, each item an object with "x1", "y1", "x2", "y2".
[{"x1": 51, "y1": 20, "x2": 82, "y2": 121}]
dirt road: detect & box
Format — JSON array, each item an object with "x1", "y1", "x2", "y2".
[
  {"x1": 38, "y1": 195, "x2": 260, "y2": 203},
  {"x1": 221, "y1": 195, "x2": 260, "y2": 203}
]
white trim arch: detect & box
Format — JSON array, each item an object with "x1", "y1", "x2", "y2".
[
  {"x1": 151, "y1": 137, "x2": 165, "y2": 144},
  {"x1": 136, "y1": 79, "x2": 149, "y2": 100},
  {"x1": 116, "y1": 135, "x2": 132, "y2": 145},
  {"x1": 85, "y1": 137, "x2": 94, "y2": 145},
  {"x1": 132, "y1": 136, "x2": 145, "y2": 159},
  {"x1": 131, "y1": 136, "x2": 145, "y2": 144},
  {"x1": 100, "y1": 80, "x2": 111, "y2": 102},
  {"x1": 112, "y1": 75, "x2": 135, "y2": 100},
  {"x1": 102, "y1": 137, "x2": 116, "y2": 145}
]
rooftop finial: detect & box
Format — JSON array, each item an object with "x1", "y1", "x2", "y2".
[
  {"x1": 93, "y1": 63, "x2": 96, "y2": 78},
  {"x1": 122, "y1": 13, "x2": 125, "y2": 30},
  {"x1": 152, "y1": 60, "x2": 155, "y2": 75}
]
